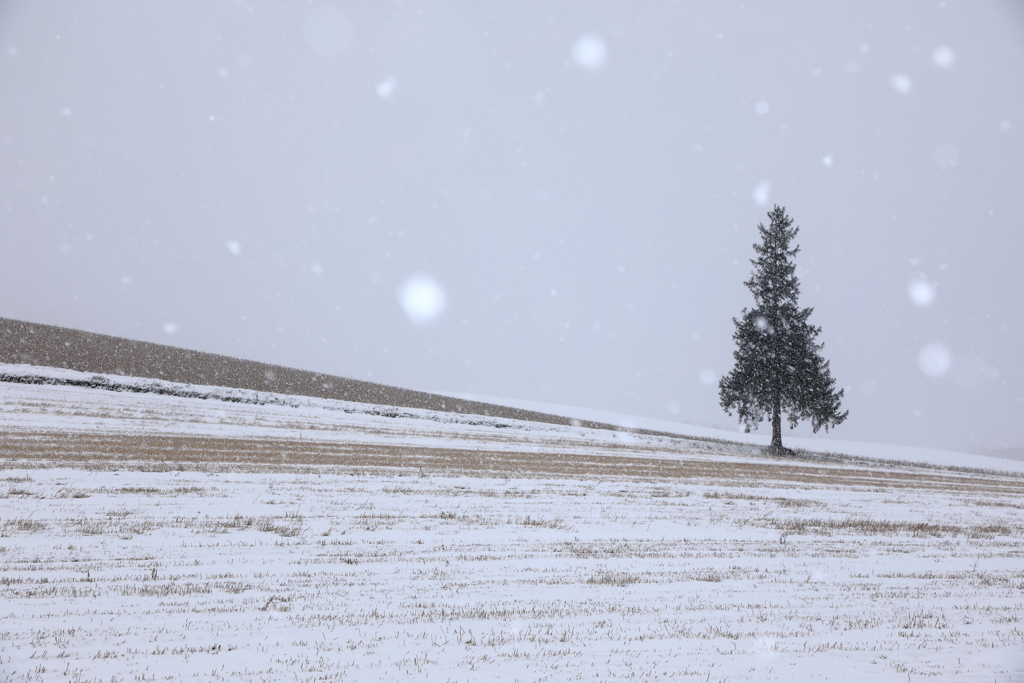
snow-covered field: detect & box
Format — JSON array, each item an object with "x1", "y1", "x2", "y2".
[{"x1": 2, "y1": 367, "x2": 1023, "y2": 681}]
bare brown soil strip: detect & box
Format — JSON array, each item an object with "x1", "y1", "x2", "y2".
[{"x1": 2, "y1": 431, "x2": 1021, "y2": 496}]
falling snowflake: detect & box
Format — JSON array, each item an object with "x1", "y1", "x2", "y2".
[
  {"x1": 932, "y1": 46, "x2": 956, "y2": 68},
  {"x1": 571, "y1": 35, "x2": 607, "y2": 70},
  {"x1": 908, "y1": 280, "x2": 936, "y2": 307},
  {"x1": 376, "y1": 77, "x2": 397, "y2": 99},
  {"x1": 752, "y1": 181, "x2": 771, "y2": 206},
  {"x1": 889, "y1": 73, "x2": 913, "y2": 94},
  {"x1": 398, "y1": 274, "x2": 447, "y2": 323},
  {"x1": 918, "y1": 343, "x2": 952, "y2": 378}
]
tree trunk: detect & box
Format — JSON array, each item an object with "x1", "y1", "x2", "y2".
[{"x1": 770, "y1": 394, "x2": 784, "y2": 453}]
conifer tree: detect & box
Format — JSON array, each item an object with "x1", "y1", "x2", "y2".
[{"x1": 718, "y1": 205, "x2": 847, "y2": 454}]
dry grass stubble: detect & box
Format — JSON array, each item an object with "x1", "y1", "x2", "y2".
[{"x1": 1, "y1": 430, "x2": 1022, "y2": 498}]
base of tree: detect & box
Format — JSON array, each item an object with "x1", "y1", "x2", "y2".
[{"x1": 764, "y1": 444, "x2": 794, "y2": 457}]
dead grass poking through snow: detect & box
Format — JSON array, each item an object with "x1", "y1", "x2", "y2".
[
  {"x1": 769, "y1": 516, "x2": 1018, "y2": 538},
  {"x1": 1, "y1": 468, "x2": 1023, "y2": 681}
]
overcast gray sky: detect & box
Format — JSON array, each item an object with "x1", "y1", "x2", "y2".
[{"x1": 2, "y1": 1, "x2": 1022, "y2": 453}]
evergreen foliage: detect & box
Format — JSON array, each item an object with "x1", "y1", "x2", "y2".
[{"x1": 719, "y1": 206, "x2": 848, "y2": 454}]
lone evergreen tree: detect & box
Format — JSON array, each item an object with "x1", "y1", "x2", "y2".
[{"x1": 719, "y1": 205, "x2": 847, "y2": 454}]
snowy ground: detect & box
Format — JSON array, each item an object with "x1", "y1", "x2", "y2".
[
  {"x1": 451, "y1": 393, "x2": 1024, "y2": 473},
  {"x1": 2, "y1": 368, "x2": 1023, "y2": 682}
]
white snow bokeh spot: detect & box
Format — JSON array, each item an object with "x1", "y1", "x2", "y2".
[
  {"x1": 932, "y1": 143, "x2": 958, "y2": 169},
  {"x1": 571, "y1": 34, "x2": 607, "y2": 70},
  {"x1": 752, "y1": 181, "x2": 771, "y2": 206},
  {"x1": 932, "y1": 46, "x2": 956, "y2": 68},
  {"x1": 754, "y1": 100, "x2": 769, "y2": 115},
  {"x1": 303, "y1": 5, "x2": 353, "y2": 57},
  {"x1": 822, "y1": 155, "x2": 833, "y2": 167},
  {"x1": 398, "y1": 274, "x2": 446, "y2": 323},
  {"x1": 918, "y1": 343, "x2": 952, "y2": 378},
  {"x1": 889, "y1": 73, "x2": 913, "y2": 94},
  {"x1": 908, "y1": 280, "x2": 936, "y2": 307},
  {"x1": 163, "y1": 322, "x2": 179, "y2": 335},
  {"x1": 310, "y1": 263, "x2": 323, "y2": 275},
  {"x1": 225, "y1": 240, "x2": 241, "y2": 255},
  {"x1": 376, "y1": 77, "x2": 397, "y2": 99},
  {"x1": 698, "y1": 369, "x2": 718, "y2": 386},
  {"x1": 666, "y1": 401, "x2": 680, "y2": 415}
]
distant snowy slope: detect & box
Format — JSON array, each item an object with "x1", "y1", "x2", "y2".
[
  {"x1": 3, "y1": 361, "x2": 1020, "y2": 475},
  {"x1": 449, "y1": 393, "x2": 1024, "y2": 474},
  {"x1": 0, "y1": 363, "x2": 737, "y2": 462},
  {"x1": 0, "y1": 318, "x2": 626, "y2": 433}
]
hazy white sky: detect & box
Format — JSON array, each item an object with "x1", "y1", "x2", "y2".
[{"x1": 1, "y1": 1, "x2": 1022, "y2": 452}]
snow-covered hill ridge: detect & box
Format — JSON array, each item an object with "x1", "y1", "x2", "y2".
[
  {"x1": 0, "y1": 362, "x2": 545, "y2": 430},
  {"x1": 0, "y1": 317, "x2": 678, "y2": 437},
  {"x1": 3, "y1": 362, "x2": 1023, "y2": 476},
  {"x1": 0, "y1": 363, "x2": 740, "y2": 461}
]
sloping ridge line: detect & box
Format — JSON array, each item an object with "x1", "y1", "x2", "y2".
[{"x1": 0, "y1": 317, "x2": 690, "y2": 440}]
